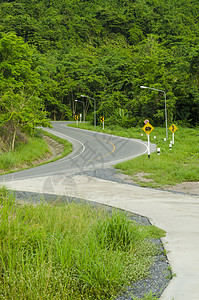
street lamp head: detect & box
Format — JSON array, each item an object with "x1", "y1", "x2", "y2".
[
  {"x1": 80, "y1": 95, "x2": 85, "y2": 97},
  {"x1": 75, "y1": 99, "x2": 78, "y2": 101},
  {"x1": 140, "y1": 86, "x2": 147, "y2": 89}
]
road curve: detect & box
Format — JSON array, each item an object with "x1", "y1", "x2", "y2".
[
  {"x1": 1, "y1": 125, "x2": 199, "y2": 300},
  {"x1": 0, "y1": 121, "x2": 150, "y2": 181}
]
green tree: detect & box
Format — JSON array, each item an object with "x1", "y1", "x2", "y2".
[{"x1": 0, "y1": 32, "x2": 49, "y2": 149}]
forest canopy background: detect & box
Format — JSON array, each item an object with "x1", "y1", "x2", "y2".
[{"x1": 0, "y1": 0, "x2": 199, "y2": 131}]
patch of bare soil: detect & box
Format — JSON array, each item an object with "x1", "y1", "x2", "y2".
[
  {"x1": 116, "y1": 172, "x2": 199, "y2": 195},
  {"x1": 116, "y1": 172, "x2": 153, "y2": 183},
  {"x1": 43, "y1": 135, "x2": 64, "y2": 161},
  {"x1": 164, "y1": 182, "x2": 199, "y2": 195}
]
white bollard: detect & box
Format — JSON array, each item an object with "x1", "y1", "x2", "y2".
[
  {"x1": 157, "y1": 147, "x2": 160, "y2": 155},
  {"x1": 169, "y1": 143, "x2": 172, "y2": 150}
]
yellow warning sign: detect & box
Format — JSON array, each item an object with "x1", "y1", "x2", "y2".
[
  {"x1": 142, "y1": 123, "x2": 154, "y2": 135},
  {"x1": 169, "y1": 124, "x2": 178, "y2": 133}
]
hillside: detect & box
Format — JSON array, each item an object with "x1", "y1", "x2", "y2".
[{"x1": 0, "y1": 0, "x2": 199, "y2": 135}]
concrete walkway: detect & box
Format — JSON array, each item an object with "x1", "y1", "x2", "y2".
[{"x1": 2, "y1": 174, "x2": 199, "y2": 300}]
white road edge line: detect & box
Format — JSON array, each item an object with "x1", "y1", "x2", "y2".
[{"x1": 43, "y1": 128, "x2": 86, "y2": 161}]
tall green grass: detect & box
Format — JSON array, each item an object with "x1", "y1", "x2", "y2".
[
  {"x1": 115, "y1": 127, "x2": 199, "y2": 187},
  {"x1": 0, "y1": 136, "x2": 50, "y2": 171},
  {"x1": 0, "y1": 190, "x2": 165, "y2": 299},
  {"x1": 0, "y1": 131, "x2": 72, "y2": 173},
  {"x1": 69, "y1": 123, "x2": 199, "y2": 187}
]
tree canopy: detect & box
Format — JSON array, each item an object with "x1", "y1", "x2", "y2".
[{"x1": 0, "y1": 0, "x2": 199, "y2": 130}]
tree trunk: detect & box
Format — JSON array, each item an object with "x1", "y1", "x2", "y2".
[{"x1": 12, "y1": 127, "x2": 17, "y2": 151}]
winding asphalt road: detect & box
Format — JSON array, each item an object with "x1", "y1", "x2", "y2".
[
  {"x1": 0, "y1": 121, "x2": 149, "y2": 181},
  {"x1": 1, "y1": 122, "x2": 199, "y2": 299}
]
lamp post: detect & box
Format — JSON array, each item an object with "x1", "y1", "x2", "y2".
[
  {"x1": 140, "y1": 86, "x2": 168, "y2": 139},
  {"x1": 75, "y1": 100, "x2": 85, "y2": 122},
  {"x1": 81, "y1": 95, "x2": 96, "y2": 127}
]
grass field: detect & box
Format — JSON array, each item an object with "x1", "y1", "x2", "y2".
[
  {"x1": 0, "y1": 188, "x2": 165, "y2": 300},
  {"x1": 0, "y1": 130, "x2": 72, "y2": 174},
  {"x1": 69, "y1": 123, "x2": 199, "y2": 188}
]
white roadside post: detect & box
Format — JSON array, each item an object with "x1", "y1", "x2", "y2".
[
  {"x1": 147, "y1": 134, "x2": 150, "y2": 158},
  {"x1": 75, "y1": 99, "x2": 85, "y2": 122},
  {"x1": 142, "y1": 122, "x2": 154, "y2": 159},
  {"x1": 80, "y1": 113, "x2": 82, "y2": 123},
  {"x1": 100, "y1": 116, "x2": 105, "y2": 129}
]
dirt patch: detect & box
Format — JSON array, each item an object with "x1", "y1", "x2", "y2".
[
  {"x1": 116, "y1": 172, "x2": 153, "y2": 183},
  {"x1": 43, "y1": 135, "x2": 64, "y2": 161},
  {"x1": 116, "y1": 172, "x2": 199, "y2": 195},
  {"x1": 133, "y1": 172, "x2": 153, "y2": 182},
  {"x1": 163, "y1": 182, "x2": 199, "y2": 195}
]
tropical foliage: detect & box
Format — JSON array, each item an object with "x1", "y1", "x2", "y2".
[{"x1": 0, "y1": 0, "x2": 199, "y2": 140}]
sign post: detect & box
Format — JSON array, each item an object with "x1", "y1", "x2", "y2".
[
  {"x1": 75, "y1": 115, "x2": 78, "y2": 126},
  {"x1": 100, "y1": 116, "x2": 104, "y2": 130},
  {"x1": 169, "y1": 124, "x2": 178, "y2": 145},
  {"x1": 142, "y1": 123, "x2": 154, "y2": 158}
]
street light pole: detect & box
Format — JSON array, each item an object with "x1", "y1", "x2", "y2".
[
  {"x1": 81, "y1": 95, "x2": 96, "y2": 127},
  {"x1": 75, "y1": 100, "x2": 85, "y2": 122},
  {"x1": 140, "y1": 86, "x2": 168, "y2": 139}
]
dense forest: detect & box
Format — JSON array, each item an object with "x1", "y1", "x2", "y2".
[{"x1": 0, "y1": 0, "x2": 199, "y2": 144}]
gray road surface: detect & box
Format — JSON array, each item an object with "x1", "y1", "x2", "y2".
[
  {"x1": 0, "y1": 121, "x2": 149, "y2": 181},
  {"x1": 1, "y1": 122, "x2": 199, "y2": 299}
]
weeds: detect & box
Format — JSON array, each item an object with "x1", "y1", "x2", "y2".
[
  {"x1": 69, "y1": 123, "x2": 199, "y2": 188},
  {"x1": 0, "y1": 136, "x2": 50, "y2": 171},
  {"x1": 0, "y1": 191, "x2": 165, "y2": 299},
  {"x1": 0, "y1": 130, "x2": 72, "y2": 174}
]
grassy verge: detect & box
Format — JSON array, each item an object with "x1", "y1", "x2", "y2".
[
  {"x1": 0, "y1": 188, "x2": 165, "y2": 300},
  {"x1": 40, "y1": 130, "x2": 73, "y2": 161},
  {"x1": 0, "y1": 130, "x2": 72, "y2": 174},
  {"x1": 69, "y1": 123, "x2": 199, "y2": 188}
]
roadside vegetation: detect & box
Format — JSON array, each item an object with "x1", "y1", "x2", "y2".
[
  {"x1": 0, "y1": 130, "x2": 72, "y2": 175},
  {"x1": 69, "y1": 123, "x2": 199, "y2": 188},
  {"x1": 0, "y1": 188, "x2": 165, "y2": 300}
]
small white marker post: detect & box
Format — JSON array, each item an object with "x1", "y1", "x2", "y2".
[
  {"x1": 80, "y1": 113, "x2": 82, "y2": 123},
  {"x1": 100, "y1": 117, "x2": 105, "y2": 129}
]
